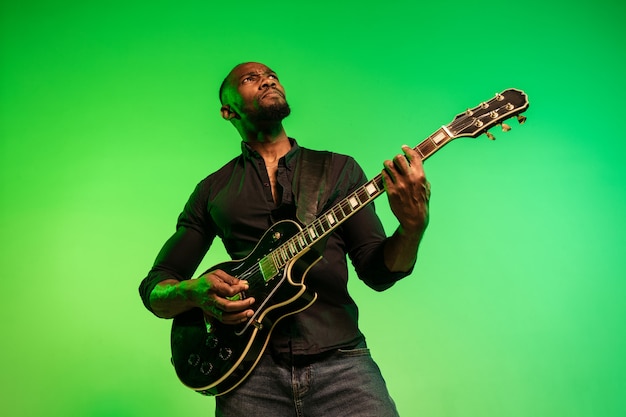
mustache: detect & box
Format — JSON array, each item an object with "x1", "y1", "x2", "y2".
[{"x1": 261, "y1": 87, "x2": 285, "y2": 99}]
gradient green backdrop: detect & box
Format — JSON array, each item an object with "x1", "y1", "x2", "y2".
[{"x1": 2, "y1": 1, "x2": 625, "y2": 416}]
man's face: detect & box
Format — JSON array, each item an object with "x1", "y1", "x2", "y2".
[{"x1": 222, "y1": 62, "x2": 290, "y2": 123}]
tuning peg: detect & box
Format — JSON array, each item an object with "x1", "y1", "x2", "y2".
[
  {"x1": 500, "y1": 123, "x2": 511, "y2": 132},
  {"x1": 517, "y1": 114, "x2": 527, "y2": 124},
  {"x1": 486, "y1": 131, "x2": 496, "y2": 140}
]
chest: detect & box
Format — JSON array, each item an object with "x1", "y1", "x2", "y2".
[{"x1": 208, "y1": 163, "x2": 295, "y2": 244}]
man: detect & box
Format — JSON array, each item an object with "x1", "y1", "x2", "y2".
[{"x1": 139, "y1": 62, "x2": 430, "y2": 416}]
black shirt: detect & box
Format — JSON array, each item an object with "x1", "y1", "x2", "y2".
[{"x1": 139, "y1": 140, "x2": 411, "y2": 355}]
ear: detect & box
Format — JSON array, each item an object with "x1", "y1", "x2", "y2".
[{"x1": 220, "y1": 104, "x2": 239, "y2": 121}]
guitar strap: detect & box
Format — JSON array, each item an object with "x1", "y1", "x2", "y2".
[{"x1": 293, "y1": 148, "x2": 334, "y2": 225}]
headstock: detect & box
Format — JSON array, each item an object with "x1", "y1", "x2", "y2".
[{"x1": 447, "y1": 88, "x2": 529, "y2": 140}]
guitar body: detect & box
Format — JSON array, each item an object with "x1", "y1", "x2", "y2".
[{"x1": 170, "y1": 220, "x2": 324, "y2": 396}]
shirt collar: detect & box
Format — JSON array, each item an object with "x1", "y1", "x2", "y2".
[{"x1": 241, "y1": 138, "x2": 301, "y2": 170}]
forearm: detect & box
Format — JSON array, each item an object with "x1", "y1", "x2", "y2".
[
  {"x1": 383, "y1": 225, "x2": 426, "y2": 272},
  {"x1": 149, "y1": 279, "x2": 197, "y2": 319},
  {"x1": 140, "y1": 221, "x2": 214, "y2": 317}
]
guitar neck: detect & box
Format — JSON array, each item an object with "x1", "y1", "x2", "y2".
[
  {"x1": 265, "y1": 87, "x2": 530, "y2": 271},
  {"x1": 265, "y1": 126, "x2": 453, "y2": 271}
]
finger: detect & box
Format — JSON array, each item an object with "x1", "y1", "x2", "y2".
[
  {"x1": 220, "y1": 309, "x2": 254, "y2": 325},
  {"x1": 401, "y1": 145, "x2": 419, "y2": 163},
  {"x1": 206, "y1": 270, "x2": 249, "y2": 295},
  {"x1": 382, "y1": 161, "x2": 397, "y2": 184},
  {"x1": 205, "y1": 300, "x2": 255, "y2": 324},
  {"x1": 403, "y1": 145, "x2": 425, "y2": 169},
  {"x1": 392, "y1": 153, "x2": 410, "y2": 172},
  {"x1": 220, "y1": 297, "x2": 256, "y2": 312},
  {"x1": 212, "y1": 269, "x2": 241, "y2": 285},
  {"x1": 206, "y1": 292, "x2": 255, "y2": 316}
]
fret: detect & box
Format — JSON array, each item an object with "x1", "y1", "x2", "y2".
[
  {"x1": 297, "y1": 234, "x2": 306, "y2": 249},
  {"x1": 318, "y1": 216, "x2": 329, "y2": 232},
  {"x1": 288, "y1": 241, "x2": 297, "y2": 256},
  {"x1": 373, "y1": 175, "x2": 383, "y2": 190},
  {"x1": 348, "y1": 195, "x2": 359, "y2": 209},
  {"x1": 314, "y1": 221, "x2": 325, "y2": 237},
  {"x1": 418, "y1": 140, "x2": 435, "y2": 158},
  {"x1": 341, "y1": 197, "x2": 354, "y2": 211},
  {"x1": 431, "y1": 127, "x2": 449, "y2": 145},
  {"x1": 324, "y1": 215, "x2": 333, "y2": 229},
  {"x1": 428, "y1": 134, "x2": 440, "y2": 151},
  {"x1": 415, "y1": 127, "x2": 452, "y2": 161},
  {"x1": 336, "y1": 206, "x2": 345, "y2": 221},
  {"x1": 354, "y1": 188, "x2": 367, "y2": 205},
  {"x1": 356, "y1": 188, "x2": 368, "y2": 204},
  {"x1": 336, "y1": 202, "x2": 345, "y2": 217},
  {"x1": 277, "y1": 249, "x2": 285, "y2": 265},
  {"x1": 304, "y1": 229, "x2": 313, "y2": 245},
  {"x1": 337, "y1": 202, "x2": 348, "y2": 219},
  {"x1": 283, "y1": 247, "x2": 290, "y2": 264},
  {"x1": 326, "y1": 212, "x2": 337, "y2": 226},
  {"x1": 308, "y1": 226, "x2": 317, "y2": 240}
]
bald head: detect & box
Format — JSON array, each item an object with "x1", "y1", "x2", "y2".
[{"x1": 219, "y1": 62, "x2": 275, "y2": 104}]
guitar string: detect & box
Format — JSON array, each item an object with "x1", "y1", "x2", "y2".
[
  {"x1": 241, "y1": 214, "x2": 335, "y2": 292},
  {"x1": 234, "y1": 199, "x2": 359, "y2": 292},
  {"x1": 227, "y1": 227, "x2": 317, "y2": 293},
  {"x1": 235, "y1": 102, "x2": 520, "y2": 293}
]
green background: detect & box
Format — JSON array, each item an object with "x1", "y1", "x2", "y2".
[{"x1": 1, "y1": 1, "x2": 625, "y2": 416}]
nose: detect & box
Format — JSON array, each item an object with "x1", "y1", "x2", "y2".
[{"x1": 260, "y1": 76, "x2": 276, "y2": 90}]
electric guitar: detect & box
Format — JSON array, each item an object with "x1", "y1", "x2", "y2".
[{"x1": 170, "y1": 88, "x2": 530, "y2": 396}]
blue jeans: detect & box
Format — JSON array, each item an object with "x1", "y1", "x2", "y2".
[{"x1": 215, "y1": 343, "x2": 400, "y2": 417}]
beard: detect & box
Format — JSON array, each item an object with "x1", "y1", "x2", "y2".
[{"x1": 248, "y1": 101, "x2": 291, "y2": 125}]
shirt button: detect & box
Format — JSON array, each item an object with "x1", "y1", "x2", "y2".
[{"x1": 263, "y1": 182, "x2": 270, "y2": 187}]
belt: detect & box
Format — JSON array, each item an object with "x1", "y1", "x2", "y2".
[{"x1": 268, "y1": 347, "x2": 341, "y2": 367}]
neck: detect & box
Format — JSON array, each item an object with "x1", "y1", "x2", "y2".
[{"x1": 245, "y1": 129, "x2": 291, "y2": 162}]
